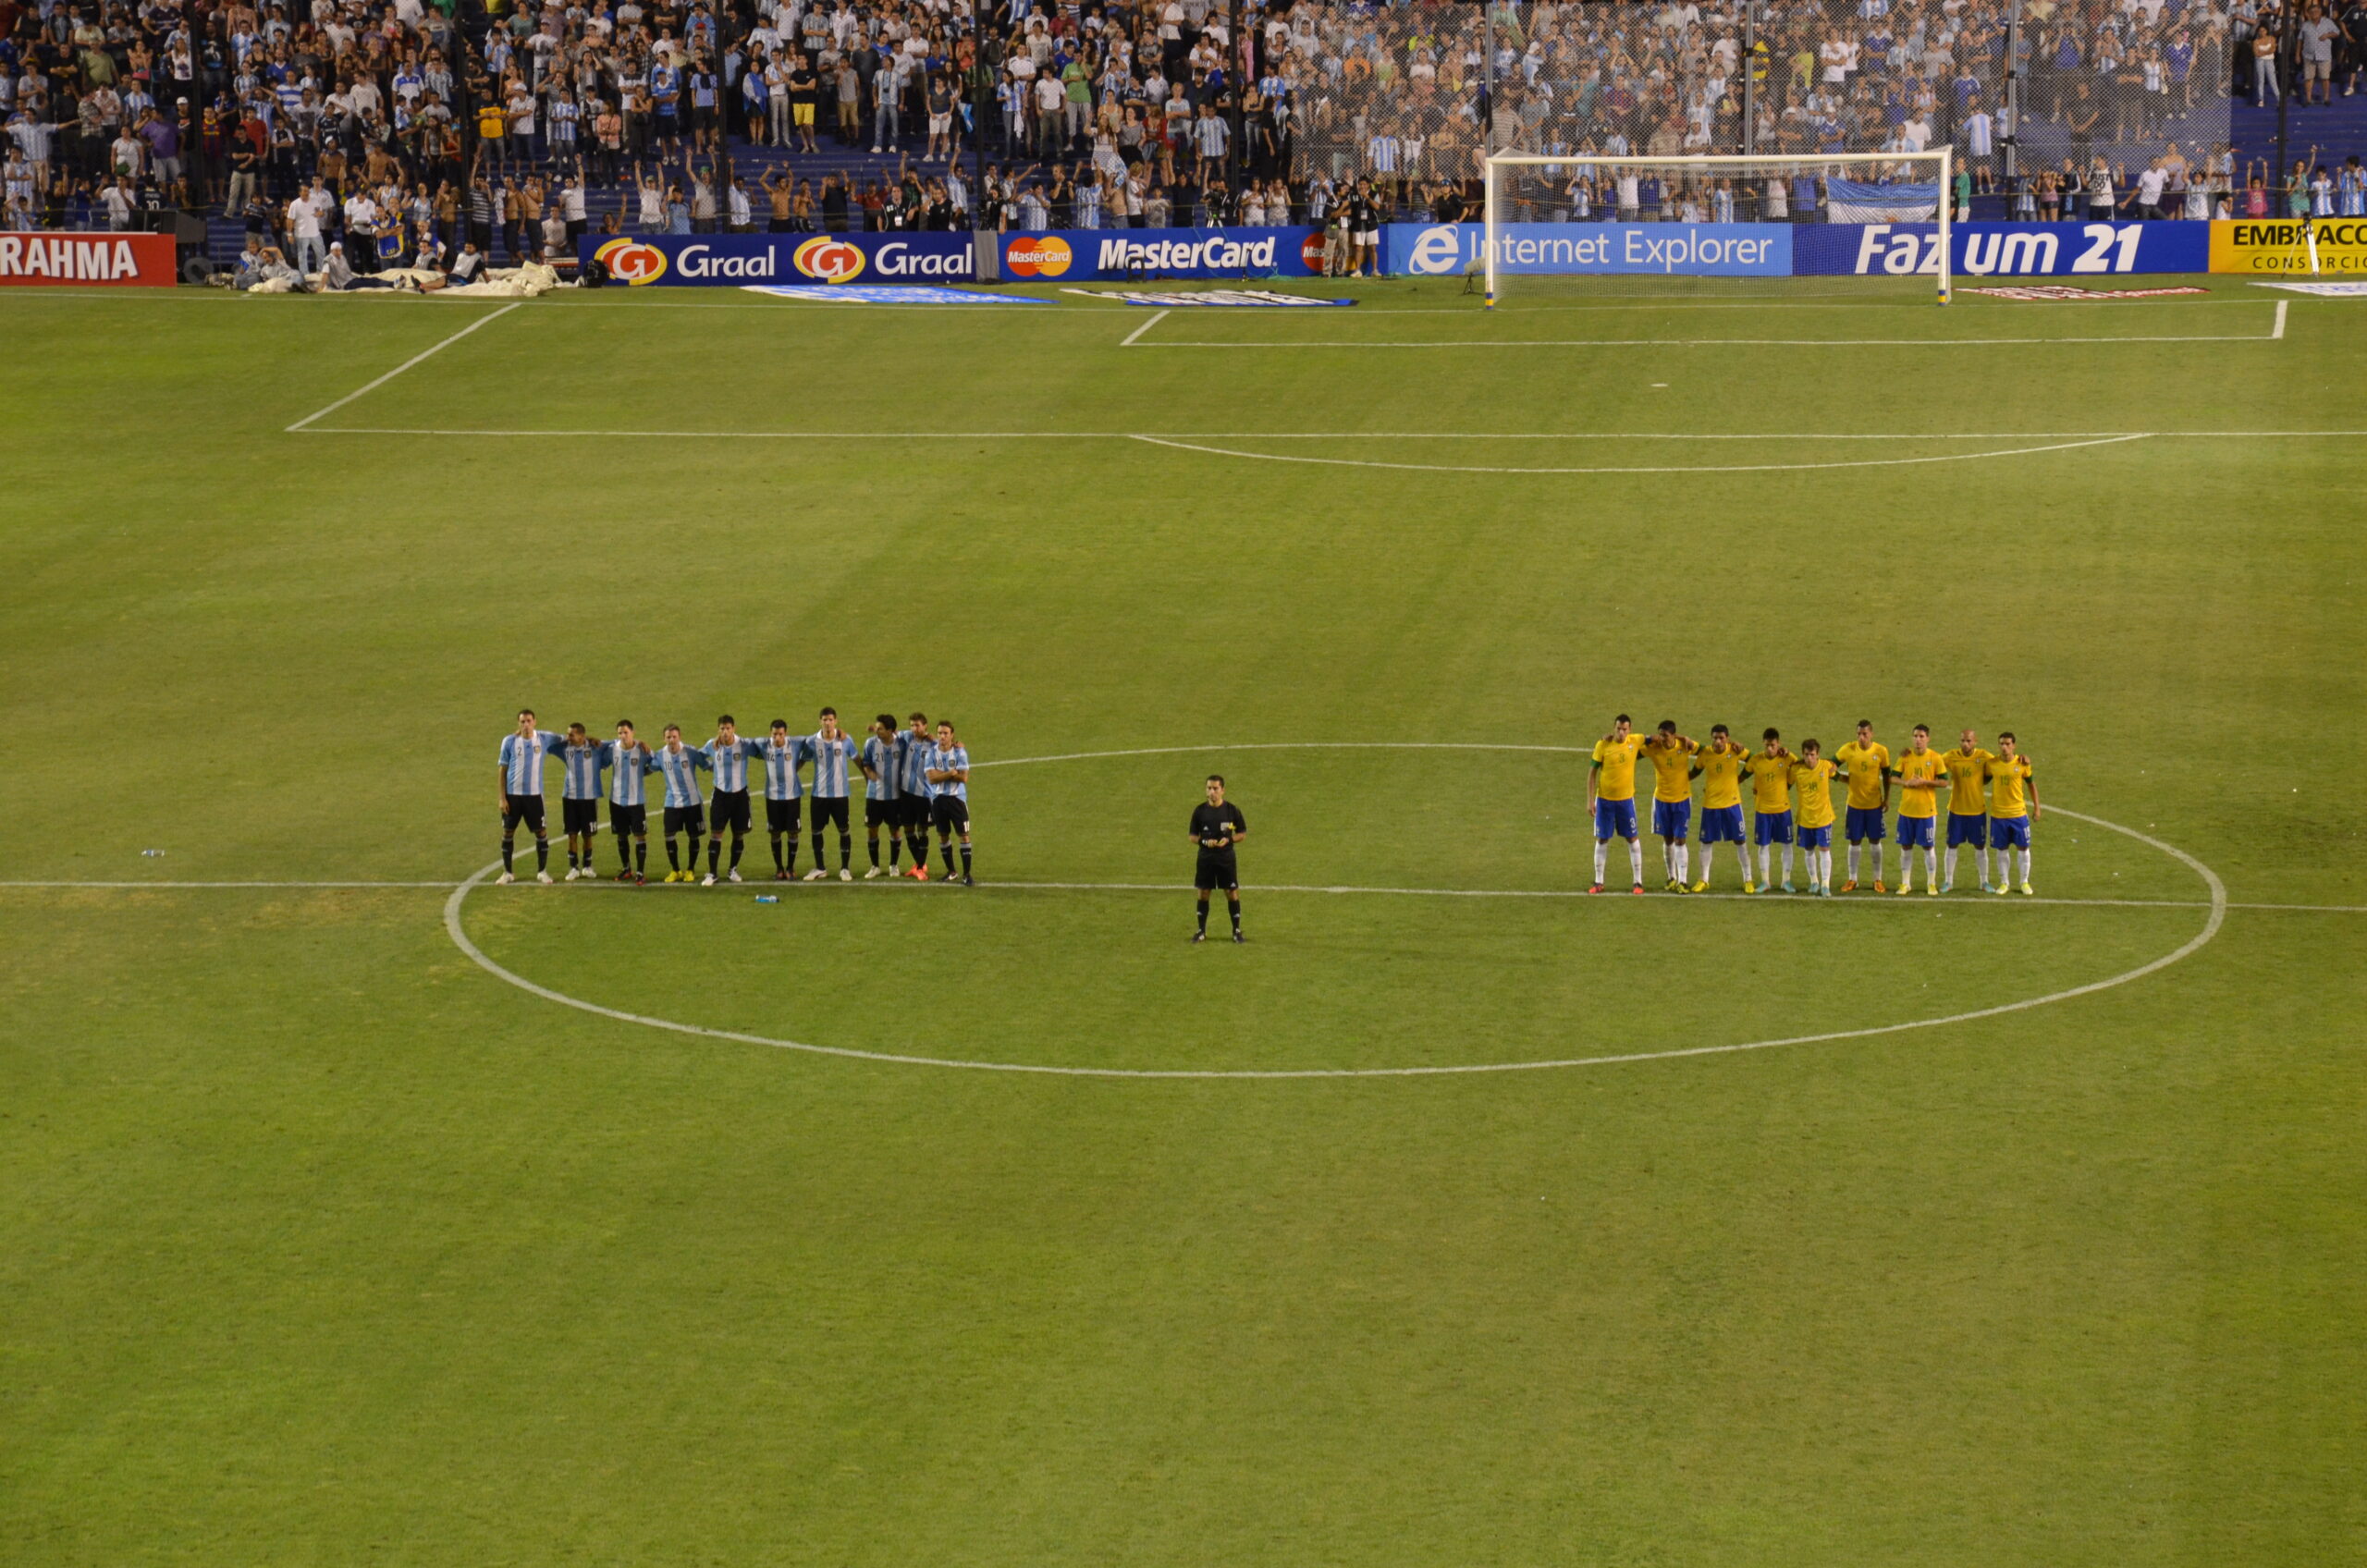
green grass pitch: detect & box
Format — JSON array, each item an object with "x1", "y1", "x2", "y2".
[{"x1": 3, "y1": 275, "x2": 2362, "y2": 1564}]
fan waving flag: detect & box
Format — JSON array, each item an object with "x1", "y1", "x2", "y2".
[{"x1": 1825, "y1": 178, "x2": 1940, "y2": 223}]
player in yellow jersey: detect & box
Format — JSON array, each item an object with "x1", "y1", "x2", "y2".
[
  {"x1": 1688, "y1": 724, "x2": 1750, "y2": 892},
  {"x1": 1791, "y1": 740, "x2": 1840, "y2": 896},
  {"x1": 1984, "y1": 731, "x2": 2040, "y2": 894},
  {"x1": 1639, "y1": 719, "x2": 1701, "y2": 891},
  {"x1": 1891, "y1": 724, "x2": 1945, "y2": 894},
  {"x1": 1833, "y1": 718, "x2": 1894, "y2": 891},
  {"x1": 1585, "y1": 714, "x2": 1648, "y2": 894},
  {"x1": 1742, "y1": 728, "x2": 1798, "y2": 892},
  {"x1": 1940, "y1": 727, "x2": 1998, "y2": 893}
]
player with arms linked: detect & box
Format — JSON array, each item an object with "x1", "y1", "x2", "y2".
[
  {"x1": 1189, "y1": 774, "x2": 1247, "y2": 942},
  {"x1": 1586, "y1": 714, "x2": 1649, "y2": 894},
  {"x1": 496, "y1": 709, "x2": 565, "y2": 885}
]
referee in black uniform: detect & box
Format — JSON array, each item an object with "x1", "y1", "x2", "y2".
[{"x1": 1189, "y1": 774, "x2": 1247, "y2": 944}]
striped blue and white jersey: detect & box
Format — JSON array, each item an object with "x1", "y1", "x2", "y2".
[
  {"x1": 807, "y1": 732, "x2": 860, "y2": 798},
  {"x1": 498, "y1": 729, "x2": 565, "y2": 794},
  {"x1": 598, "y1": 740, "x2": 656, "y2": 806},
  {"x1": 700, "y1": 736, "x2": 763, "y2": 793},
  {"x1": 860, "y1": 735, "x2": 901, "y2": 801},
  {"x1": 653, "y1": 744, "x2": 709, "y2": 808},
  {"x1": 759, "y1": 735, "x2": 808, "y2": 800},
  {"x1": 928, "y1": 742, "x2": 970, "y2": 801},
  {"x1": 557, "y1": 741, "x2": 607, "y2": 800},
  {"x1": 897, "y1": 729, "x2": 932, "y2": 796}
]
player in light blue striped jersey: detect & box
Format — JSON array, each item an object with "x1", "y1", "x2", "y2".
[
  {"x1": 859, "y1": 714, "x2": 903, "y2": 878},
  {"x1": 697, "y1": 715, "x2": 765, "y2": 885},
  {"x1": 496, "y1": 709, "x2": 566, "y2": 884},
  {"x1": 651, "y1": 724, "x2": 711, "y2": 882},
  {"x1": 803, "y1": 708, "x2": 862, "y2": 882},
  {"x1": 896, "y1": 711, "x2": 935, "y2": 879},
  {"x1": 598, "y1": 721, "x2": 656, "y2": 883},
  {"x1": 759, "y1": 719, "x2": 810, "y2": 881},
  {"x1": 926, "y1": 719, "x2": 973, "y2": 885},
  {"x1": 555, "y1": 723, "x2": 608, "y2": 880}
]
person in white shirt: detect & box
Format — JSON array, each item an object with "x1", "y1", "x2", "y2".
[
  {"x1": 288, "y1": 182, "x2": 325, "y2": 272},
  {"x1": 2135, "y1": 160, "x2": 2167, "y2": 217}
]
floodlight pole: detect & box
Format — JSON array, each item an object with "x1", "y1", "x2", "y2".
[
  {"x1": 1227, "y1": 0, "x2": 1245, "y2": 202},
  {"x1": 2003, "y1": 0, "x2": 2022, "y2": 182},
  {"x1": 1742, "y1": 0, "x2": 1758, "y2": 156}
]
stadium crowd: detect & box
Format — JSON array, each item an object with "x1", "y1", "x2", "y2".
[{"x1": 6, "y1": 0, "x2": 2367, "y2": 266}]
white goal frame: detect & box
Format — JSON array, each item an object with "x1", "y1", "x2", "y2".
[{"x1": 1480, "y1": 151, "x2": 1956, "y2": 309}]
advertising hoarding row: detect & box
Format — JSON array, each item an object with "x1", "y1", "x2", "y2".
[{"x1": 0, "y1": 232, "x2": 176, "y2": 286}]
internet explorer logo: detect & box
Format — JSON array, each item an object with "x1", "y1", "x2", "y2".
[{"x1": 1407, "y1": 226, "x2": 1464, "y2": 276}]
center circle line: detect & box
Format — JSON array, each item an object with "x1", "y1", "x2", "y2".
[{"x1": 442, "y1": 743, "x2": 2226, "y2": 1080}]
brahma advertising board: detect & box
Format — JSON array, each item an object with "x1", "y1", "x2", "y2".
[
  {"x1": 0, "y1": 232, "x2": 176, "y2": 287},
  {"x1": 1000, "y1": 227, "x2": 1322, "y2": 281},
  {"x1": 582, "y1": 231, "x2": 975, "y2": 286}
]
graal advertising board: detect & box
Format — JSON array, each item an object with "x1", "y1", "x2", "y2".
[{"x1": 582, "y1": 230, "x2": 975, "y2": 286}]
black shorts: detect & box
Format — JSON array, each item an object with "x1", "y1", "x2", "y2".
[
  {"x1": 865, "y1": 796, "x2": 899, "y2": 827},
  {"x1": 609, "y1": 801, "x2": 647, "y2": 837},
  {"x1": 900, "y1": 794, "x2": 934, "y2": 829},
  {"x1": 809, "y1": 796, "x2": 851, "y2": 834},
  {"x1": 562, "y1": 797, "x2": 600, "y2": 835},
  {"x1": 502, "y1": 795, "x2": 546, "y2": 831},
  {"x1": 767, "y1": 797, "x2": 800, "y2": 834},
  {"x1": 664, "y1": 803, "x2": 704, "y2": 839},
  {"x1": 709, "y1": 790, "x2": 752, "y2": 834},
  {"x1": 1195, "y1": 851, "x2": 1239, "y2": 892},
  {"x1": 930, "y1": 794, "x2": 969, "y2": 833}
]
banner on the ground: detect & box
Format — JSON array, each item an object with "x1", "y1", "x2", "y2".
[
  {"x1": 1382, "y1": 221, "x2": 1791, "y2": 276},
  {"x1": 0, "y1": 231, "x2": 176, "y2": 286},
  {"x1": 1001, "y1": 227, "x2": 1323, "y2": 280},
  {"x1": 1795, "y1": 222, "x2": 2209, "y2": 276},
  {"x1": 2209, "y1": 218, "x2": 2367, "y2": 275},
  {"x1": 583, "y1": 230, "x2": 976, "y2": 286}
]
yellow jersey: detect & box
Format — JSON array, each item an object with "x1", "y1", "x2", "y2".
[
  {"x1": 1834, "y1": 740, "x2": 1892, "y2": 811},
  {"x1": 1640, "y1": 736, "x2": 1699, "y2": 802},
  {"x1": 1895, "y1": 748, "x2": 1945, "y2": 818},
  {"x1": 1590, "y1": 734, "x2": 1645, "y2": 802},
  {"x1": 1943, "y1": 746, "x2": 1994, "y2": 816},
  {"x1": 1792, "y1": 757, "x2": 1838, "y2": 829},
  {"x1": 1986, "y1": 753, "x2": 2034, "y2": 818},
  {"x1": 1697, "y1": 742, "x2": 1748, "y2": 809},
  {"x1": 1745, "y1": 751, "x2": 1795, "y2": 813}
]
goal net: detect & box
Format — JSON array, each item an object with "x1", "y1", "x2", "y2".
[{"x1": 1478, "y1": 152, "x2": 1955, "y2": 307}]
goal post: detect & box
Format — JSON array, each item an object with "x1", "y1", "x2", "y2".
[{"x1": 1479, "y1": 151, "x2": 1955, "y2": 308}]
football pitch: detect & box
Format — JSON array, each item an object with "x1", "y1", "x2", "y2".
[{"x1": 4, "y1": 276, "x2": 2362, "y2": 1563}]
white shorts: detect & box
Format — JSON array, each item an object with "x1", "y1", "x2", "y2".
[
  {"x1": 1353, "y1": 229, "x2": 1378, "y2": 244},
  {"x1": 929, "y1": 113, "x2": 951, "y2": 132}
]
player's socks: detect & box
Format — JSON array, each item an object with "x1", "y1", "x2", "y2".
[
  {"x1": 1944, "y1": 846, "x2": 1959, "y2": 887},
  {"x1": 634, "y1": 839, "x2": 646, "y2": 872},
  {"x1": 1674, "y1": 844, "x2": 1688, "y2": 884},
  {"x1": 729, "y1": 834, "x2": 744, "y2": 871},
  {"x1": 768, "y1": 833, "x2": 784, "y2": 872},
  {"x1": 1757, "y1": 845, "x2": 1772, "y2": 886},
  {"x1": 666, "y1": 839, "x2": 681, "y2": 872},
  {"x1": 1872, "y1": 842, "x2": 1885, "y2": 883},
  {"x1": 941, "y1": 840, "x2": 957, "y2": 876},
  {"x1": 1846, "y1": 844, "x2": 1859, "y2": 881},
  {"x1": 888, "y1": 834, "x2": 901, "y2": 868},
  {"x1": 500, "y1": 835, "x2": 515, "y2": 873},
  {"x1": 1975, "y1": 845, "x2": 1992, "y2": 887},
  {"x1": 1627, "y1": 840, "x2": 1644, "y2": 887},
  {"x1": 706, "y1": 839, "x2": 721, "y2": 874},
  {"x1": 959, "y1": 843, "x2": 972, "y2": 880},
  {"x1": 1592, "y1": 841, "x2": 1608, "y2": 884},
  {"x1": 867, "y1": 839, "x2": 880, "y2": 868},
  {"x1": 839, "y1": 834, "x2": 853, "y2": 871},
  {"x1": 1229, "y1": 900, "x2": 1241, "y2": 936},
  {"x1": 1780, "y1": 844, "x2": 1795, "y2": 885},
  {"x1": 533, "y1": 837, "x2": 549, "y2": 870},
  {"x1": 1925, "y1": 847, "x2": 1941, "y2": 888}
]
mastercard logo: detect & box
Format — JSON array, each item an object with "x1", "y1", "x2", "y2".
[
  {"x1": 1002, "y1": 234, "x2": 1073, "y2": 278},
  {"x1": 792, "y1": 236, "x2": 867, "y2": 282},
  {"x1": 1300, "y1": 232, "x2": 1328, "y2": 272},
  {"x1": 594, "y1": 238, "x2": 668, "y2": 285}
]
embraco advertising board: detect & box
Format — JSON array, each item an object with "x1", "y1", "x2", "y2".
[
  {"x1": 581, "y1": 230, "x2": 975, "y2": 285},
  {"x1": 2208, "y1": 217, "x2": 2367, "y2": 275}
]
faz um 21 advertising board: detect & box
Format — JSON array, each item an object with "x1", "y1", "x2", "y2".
[
  {"x1": 581, "y1": 230, "x2": 976, "y2": 286},
  {"x1": 1796, "y1": 222, "x2": 2209, "y2": 276}
]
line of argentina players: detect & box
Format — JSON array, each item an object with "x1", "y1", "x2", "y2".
[
  {"x1": 494, "y1": 708, "x2": 974, "y2": 887},
  {"x1": 1586, "y1": 716, "x2": 2040, "y2": 897}
]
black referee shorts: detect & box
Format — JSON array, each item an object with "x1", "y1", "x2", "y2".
[{"x1": 1195, "y1": 851, "x2": 1239, "y2": 892}]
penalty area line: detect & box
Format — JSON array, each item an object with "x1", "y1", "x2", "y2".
[{"x1": 284, "y1": 300, "x2": 522, "y2": 432}]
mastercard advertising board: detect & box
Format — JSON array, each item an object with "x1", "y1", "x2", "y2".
[
  {"x1": 1000, "y1": 227, "x2": 1325, "y2": 280},
  {"x1": 580, "y1": 230, "x2": 976, "y2": 286}
]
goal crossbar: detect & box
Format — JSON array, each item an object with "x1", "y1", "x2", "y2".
[{"x1": 1479, "y1": 150, "x2": 1956, "y2": 308}]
